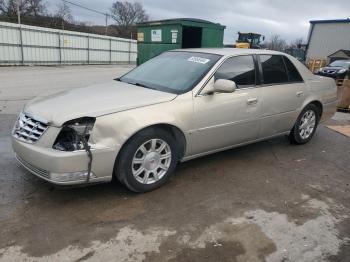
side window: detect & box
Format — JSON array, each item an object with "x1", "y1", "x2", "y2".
[
  {"x1": 283, "y1": 56, "x2": 303, "y2": 82},
  {"x1": 260, "y1": 55, "x2": 288, "y2": 84},
  {"x1": 214, "y1": 55, "x2": 256, "y2": 87}
]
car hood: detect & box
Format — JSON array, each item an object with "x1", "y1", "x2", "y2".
[{"x1": 24, "y1": 81, "x2": 177, "y2": 126}]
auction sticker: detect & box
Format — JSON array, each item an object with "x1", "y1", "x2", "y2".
[{"x1": 187, "y1": 56, "x2": 210, "y2": 64}]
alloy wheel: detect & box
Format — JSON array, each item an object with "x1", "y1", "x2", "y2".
[
  {"x1": 299, "y1": 110, "x2": 316, "y2": 140},
  {"x1": 132, "y1": 139, "x2": 172, "y2": 185}
]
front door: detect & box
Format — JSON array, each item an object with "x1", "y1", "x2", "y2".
[{"x1": 191, "y1": 55, "x2": 262, "y2": 155}]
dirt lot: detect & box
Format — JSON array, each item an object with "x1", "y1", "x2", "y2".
[{"x1": 0, "y1": 65, "x2": 349, "y2": 262}]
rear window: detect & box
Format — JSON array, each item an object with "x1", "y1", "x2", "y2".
[
  {"x1": 260, "y1": 55, "x2": 288, "y2": 84},
  {"x1": 283, "y1": 56, "x2": 303, "y2": 82}
]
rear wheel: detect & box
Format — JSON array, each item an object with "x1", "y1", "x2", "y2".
[
  {"x1": 115, "y1": 128, "x2": 179, "y2": 192},
  {"x1": 290, "y1": 104, "x2": 320, "y2": 144}
]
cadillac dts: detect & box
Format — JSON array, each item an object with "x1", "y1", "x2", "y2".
[{"x1": 12, "y1": 49, "x2": 337, "y2": 192}]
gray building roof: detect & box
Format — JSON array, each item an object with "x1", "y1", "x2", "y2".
[
  {"x1": 306, "y1": 19, "x2": 350, "y2": 60},
  {"x1": 310, "y1": 18, "x2": 350, "y2": 24}
]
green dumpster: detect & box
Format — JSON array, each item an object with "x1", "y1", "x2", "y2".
[{"x1": 136, "y1": 18, "x2": 226, "y2": 65}]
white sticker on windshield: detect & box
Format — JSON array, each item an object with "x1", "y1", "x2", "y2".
[{"x1": 187, "y1": 56, "x2": 210, "y2": 64}]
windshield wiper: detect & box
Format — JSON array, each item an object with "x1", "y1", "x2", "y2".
[
  {"x1": 134, "y1": 82, "x2": 158, "y2": 90},
  {"x1": 116, "y1": 78, "x2": 158, "y2": 91}
]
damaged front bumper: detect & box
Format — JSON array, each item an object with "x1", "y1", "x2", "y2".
[{"x1": 12, "y1": 136, "x2": 116, "y2": 185}]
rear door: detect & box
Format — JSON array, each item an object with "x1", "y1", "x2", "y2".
[{"x1": 258, "y1": 55, "x2": 306, "y2": 137}]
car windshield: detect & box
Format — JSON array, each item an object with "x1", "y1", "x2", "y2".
[
  {"x1": 119, "y1": 51, "x2": 221, "y2": 94},
  {"x1": 329, "y1": 60, "x2": 350, "y2": 68}
]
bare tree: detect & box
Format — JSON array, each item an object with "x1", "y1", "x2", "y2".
[
  {"x1": 55, "y1": 0, "x2": 73, "y2": 29},
  {"x1": 0, "y1": 0, "x2": 9, "y2": 15},
  {"x1": 0, "y1": 0, "x2": 28, "y2": 17},
  {"x1": 0, "y1": 0, "x2": 46, "y2": 17},
  {"x1": 26, "y1": 0, "x2": 46, "y2": 16},
  {"x1": 110, "y1": 1, "x2": 148, "y2": 38},
  {"x1": 290, "y1": 37, "x2": 303, "y2": 49},
  {"x1": 266, "y1": 34, "x2": 287, "y2": 51}
]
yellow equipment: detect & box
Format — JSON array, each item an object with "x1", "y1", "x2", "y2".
[{"x1": 235, "y1": 32, "x2": 264, "y2": 49}]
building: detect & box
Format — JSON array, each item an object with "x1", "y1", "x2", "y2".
[
  {"x1": 328, "y1": 49, "x2": 350, "y2": 63},
  {"x1": 306, "y1": 19, "x2": 350, "y2": 61}
]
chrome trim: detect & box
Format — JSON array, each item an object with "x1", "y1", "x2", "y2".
[
  {"x1": 15, "y1": 154, "x2": 50, "y2": 179},
  {"x1": 12, "y1": 112, "x2": 49, "y2": 143},
  {"x1": 196, "y1": 54, "x2": 305, "y2": 97}
]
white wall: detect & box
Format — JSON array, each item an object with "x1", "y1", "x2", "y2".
[
  {"x1": 306, "y1": 22, "x2": 350, "y2": 60},
  {"x1": 0, "y1": 21, "x2": 137, "y2": 65}
]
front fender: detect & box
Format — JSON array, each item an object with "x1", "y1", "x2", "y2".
[{"x1": 90, "y1": 92, "x2": 193, "y2": 158}]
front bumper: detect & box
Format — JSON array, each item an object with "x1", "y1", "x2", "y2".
[{"x1": 12, "y1": 136, "x2": 117, "y2": 185}]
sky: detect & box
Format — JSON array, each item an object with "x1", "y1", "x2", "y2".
[{"x1": 46, "y1": 0, "x2": 350, "y2": 44}]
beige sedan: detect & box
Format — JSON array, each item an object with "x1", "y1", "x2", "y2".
[{"x1": 12, "y1": 48, "x2": 337, "y2": 192}]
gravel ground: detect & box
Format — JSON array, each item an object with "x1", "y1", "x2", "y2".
[{"x1": 0, "y1": 65, "x2": 349, "y2": 262}]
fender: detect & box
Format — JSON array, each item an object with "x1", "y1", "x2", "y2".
[{"x1": 90, "y1": 92, "x2": 194, "y2": 159}]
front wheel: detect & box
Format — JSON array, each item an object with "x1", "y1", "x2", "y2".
[
  {"x1": 115, "y1": 128, "x2": 179, "y2": 192},
  {"x1": 290, "y1": 104, "x2": 320, "y2": 145}
]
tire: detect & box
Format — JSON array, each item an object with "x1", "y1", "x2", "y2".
[
  {"x1": 115, "y1": 128, "x2": 179, "y2": 192},
  {"x1": 289, "y1": 104, "x2": 320, "y2": 145}
]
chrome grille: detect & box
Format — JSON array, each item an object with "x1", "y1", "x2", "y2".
[{"x1": 13, "y1": 113, "x2": 48, "y2": 143}]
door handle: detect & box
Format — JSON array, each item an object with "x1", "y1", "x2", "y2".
[
  {"x1": 296, "y1": 91, "x2": 304, "y2": 97},
  {"x1": 247, "y1": 98, "x2": 258, "y2": 105}
]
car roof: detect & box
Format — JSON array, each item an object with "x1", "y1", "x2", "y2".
[
  {"x1": 169, "y1": 48, "x2": 316, "y2": 80},
  {"x1": 173, "y1": 48, "x2": 285, "y2": 56}
]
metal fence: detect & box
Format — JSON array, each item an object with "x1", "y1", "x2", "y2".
[{"x1": 0, "y1": 21, "x2": 137, "y2": 65}]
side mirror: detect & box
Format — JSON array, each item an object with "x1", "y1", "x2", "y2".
[{"x1": 214, "y1": 79, "x2": 237, "y2": 93}]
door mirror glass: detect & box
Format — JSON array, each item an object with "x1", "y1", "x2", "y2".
[{"x1": 214, "y1": 79, "x2": 237, "y2": 93}]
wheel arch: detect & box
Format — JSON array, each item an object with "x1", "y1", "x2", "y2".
[
  {"x1": 307, "y1": 100, "x2": 323, "y2": 118},
  {"x1": 113, "y1": 123, "x2": 187, "y2": 175},
  {"x1": 147, "y1": 123, "x2": 187, "y2": 160}
]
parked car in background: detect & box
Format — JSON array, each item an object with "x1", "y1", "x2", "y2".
[
  {"x1": 317, "y1": 60, "x2": 350, "y2": 79},
  {"x1": 12, "y1": 49, "x2": 337, "y2": 192}
]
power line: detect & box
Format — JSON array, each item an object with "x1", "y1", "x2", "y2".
[
  {"x1": 62, "y1": 0, "x2": 111, "y2": 35},
  {"x1": 62, "y1": 0, "x2": 110, "y2": 16}
]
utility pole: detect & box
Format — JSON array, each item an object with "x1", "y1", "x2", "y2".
[
  {"x1": 17, "y1": 0, "x2": 21, "y2": 24},
  {"x1": 17, "y1": 0, "x2": 24, "y2": 64},
  {"x1": 105, "y1": 13, "x2": 108, "y2": 35}
]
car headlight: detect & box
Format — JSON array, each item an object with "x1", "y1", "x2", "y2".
[
  {"x1": 53, "y1": 117, "x2": 95, "y2": 151},
  {"x1": 338, "y1": 68, "x2": 346, "y2": 74}
]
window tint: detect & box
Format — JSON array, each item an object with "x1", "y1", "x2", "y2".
[
  {"x1": 214, "y1": 55, "x2": 256, "y2": 87},
  {"x1": 283, "y1": 56, "x2": 303, "y2": 82},
  {"x1": 260, "y1": 55, "x2": 288, "y2": 84}
]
